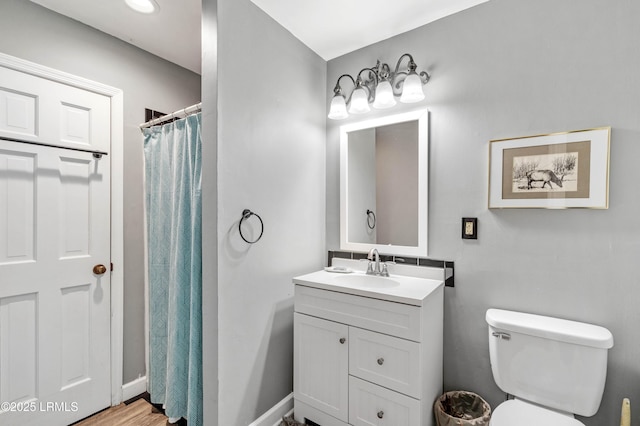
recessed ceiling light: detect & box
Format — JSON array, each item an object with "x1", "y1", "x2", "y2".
[{"x1": 125, "y1": 0, "x2": 160, "y2": 14}]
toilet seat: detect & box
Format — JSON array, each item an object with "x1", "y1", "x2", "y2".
[{"x1": 490, "y1": 399, "x2": 585, "y2": 426}]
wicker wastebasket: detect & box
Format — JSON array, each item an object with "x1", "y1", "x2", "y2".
[{"x1": 434, "y1": 391, "x2": 491, "y2": 426}]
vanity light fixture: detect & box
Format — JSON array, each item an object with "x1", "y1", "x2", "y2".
[
  {"x1": 125, "y1": 0, "x2": 159, "y2": 14},
  {"x1": 328, "y1": 53, "x2": 430, "y2": 120}
]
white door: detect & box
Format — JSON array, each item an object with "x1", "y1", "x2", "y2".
[
  {"x1": 294, "y1": 313, "x2": 349, "y2": 423},
  {"x1": 0, "y1": 66, "x2": 112, "y2": 425}
]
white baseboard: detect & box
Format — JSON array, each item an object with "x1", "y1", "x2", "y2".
[
  {"x1": 122, "y1": 376, "x2": 147, "y2": 401},
  {"x1": 248, "y1": 392, "x2": 293, "y2": 426}
]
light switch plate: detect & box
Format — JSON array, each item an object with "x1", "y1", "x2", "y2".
[{"x1": 462, "y1": 217, "x2": 477, "y2": 239}]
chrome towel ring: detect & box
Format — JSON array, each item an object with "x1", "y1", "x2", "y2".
[
  {"x1": 239, "y1": 209, "x2": 264, "y2": 244},
  {"x1": 366, "y1": 209, "x2": 376, "y2": 230}
]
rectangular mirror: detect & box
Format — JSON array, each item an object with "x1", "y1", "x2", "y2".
[{"x1": 340, "y1": 109, "x2": 429, "y2": 256}]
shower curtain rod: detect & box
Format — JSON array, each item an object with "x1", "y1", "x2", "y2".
[{"x1": 139, "y1": 102, "x2": 202, "y2": 129}]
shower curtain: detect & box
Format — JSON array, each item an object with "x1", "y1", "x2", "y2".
[{"x1": 143, "y1": 113, "x2": 202, "y2": 426}]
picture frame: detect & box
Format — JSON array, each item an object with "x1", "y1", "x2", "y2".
[{"x1": 488, "y1": 127, "x2": 610, "y2": 209}]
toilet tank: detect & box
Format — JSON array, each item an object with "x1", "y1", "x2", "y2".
[{"x1": 486, "y1": 309, "x2": 613, "y2": 417}]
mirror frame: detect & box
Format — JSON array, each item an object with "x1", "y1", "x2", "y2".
[{"x1": 340, "y1": 109, "x2": 429, "y2": 256}]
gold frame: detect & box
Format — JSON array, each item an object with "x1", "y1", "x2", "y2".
[{"x1": 488, "y1": 127, "x2": 611, "y2": 209}]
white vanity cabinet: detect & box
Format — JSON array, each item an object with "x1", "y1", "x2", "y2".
[{"x1": 293, "y1": 274, "x2": 443, "y2": 426}]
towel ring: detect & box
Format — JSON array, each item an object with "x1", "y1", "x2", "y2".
[
  {"x1": 239, "y1": 209, "x2": 264, "y2": 244},
  {"x1": 366, "y1": 209, "x2": 376, "y2": 230}
]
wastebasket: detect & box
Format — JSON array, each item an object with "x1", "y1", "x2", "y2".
[{"x1": 434, "y1": 391, "x2": 491, "y2": 426}]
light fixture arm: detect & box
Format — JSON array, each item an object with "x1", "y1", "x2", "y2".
[
  {"x1": 355, "y1": 67, "x2": 379, "y2": 103},
  {"x1": 390, "y1": 53, "x2": 430, "y2": 95},
  {"x1": 332, "y1": 74, "x2": 356, "y2": 103}
]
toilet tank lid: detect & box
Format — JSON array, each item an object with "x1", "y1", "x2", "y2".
[{"x1": 486, "y1": 309, "x2": 613, "y2": 349}]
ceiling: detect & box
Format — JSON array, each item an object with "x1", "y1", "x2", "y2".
[
  {"x1": 29, "y1": 0, "x2": 488, "y2": 74},
  {"x1": 251, "y1": 0, "x2": 488, "y2": 60}
]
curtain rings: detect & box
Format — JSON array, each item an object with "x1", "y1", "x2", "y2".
[
  {"x1": 366, "y1": 209, "x2": 376, "y2": 230},
  {"x1": 239, "y1": 209, "x2": 264, "y2": 244}
]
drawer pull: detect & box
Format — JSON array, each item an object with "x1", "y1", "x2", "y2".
[
  {"x1": 339, "y1": 337, "x2": 346, "y2": 344},
  {"x1": 377, "y1": 410, "x2": 384, "y2": 419},
  {"x1": 377, "y1": 357, "x2": 384, "y2": 365}
]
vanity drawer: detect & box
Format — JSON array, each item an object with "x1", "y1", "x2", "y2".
[
  {"x1": 295, "y1": 400, "x2": 350, "y2": 426},
  {"x1": 349, "y1": 376, "x2": 420, "y2": 426},
  {"x1": 349, "y1": 327, "x2": 421, "y2": 398},
  {"x1": 295, "y1": 285, "x2": 422, "y2": 341}
]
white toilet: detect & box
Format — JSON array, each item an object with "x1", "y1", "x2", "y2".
[{"x1": 486, "y1": 308, "x2": 614, "y2": 426}]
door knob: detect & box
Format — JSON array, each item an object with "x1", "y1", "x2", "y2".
[
  {"x1": 93, "y1": 264, "x2": 107, "y2": 275},
  {"x1": 339, "y1": 338, "x2": 346, "y2": 344}
]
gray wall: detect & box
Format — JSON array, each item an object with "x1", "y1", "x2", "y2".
[
  {"x1": 0, "y1": 0, "x2": 201, "y2": 384},
  {"x1": 327, "y1": 1, "x2": 640, "y2": 424},
  {"x1": 205, "y1": 0, "x2": 327, "y2": 424}
]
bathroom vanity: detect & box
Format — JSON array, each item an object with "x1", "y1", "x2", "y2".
[{"x1": 292, "y1": 265, "x2": 444, "y2": 426}]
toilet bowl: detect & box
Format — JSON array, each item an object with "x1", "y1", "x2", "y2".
[{"x1": 486, "y1": 309, "x2": 613, "y2": 425}]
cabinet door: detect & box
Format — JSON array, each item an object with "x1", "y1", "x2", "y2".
[{"x1": 294, "y1": 313, "x2": 349, "y2": 423}]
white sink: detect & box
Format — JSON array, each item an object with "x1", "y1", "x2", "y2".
[
  {"x1": 333, "y1": 274, "x2": 400, "y2": 289},
  {"x1": 293, "y1": 270, "x2": 443, "y2": 306}
]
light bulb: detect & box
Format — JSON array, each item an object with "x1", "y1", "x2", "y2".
[
  {"x1": 328, "y1": 94, "x2": 348, "y2": 120},
  {"x1": 348, "y1": 87, "x2": 370, "y2": 114},
  {"x1": 372, "y1": 80, "x2": 396, "y2": 109},
  {"x1": 400, "y1": 72, "x2": 425, "y2": 103}
]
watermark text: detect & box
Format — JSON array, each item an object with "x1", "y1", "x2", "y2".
[{"x1": 1, "y1": 401, "x2": 79, "y2": 412}]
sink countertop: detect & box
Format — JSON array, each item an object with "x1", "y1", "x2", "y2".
[{"x1": 293, "y1": 269, "x2": 444, "y2": 306}]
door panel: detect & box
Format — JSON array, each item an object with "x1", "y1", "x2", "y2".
[
  {"x1": 60, "y1": 284, "x2": 91, "y2": 389},
  {"x1": 0, "y1": 293, "x2": 38, "y2": 402},
  {"x1": 59, "y1": 156, "x2": 92, "y2": 258},
  {"x1": 0, "y1": 87, "x2": 37, "y2": 138},
  {"x1": 60, "y1": 102, "x2": 91, "y2": 146},
  {"x1": 0, "y1": 150, "x2": 36, "y2": 264}
]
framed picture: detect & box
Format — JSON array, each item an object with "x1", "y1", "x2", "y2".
[{"x1": 488, "y1": 127, "x2": 610, "y2": 209}]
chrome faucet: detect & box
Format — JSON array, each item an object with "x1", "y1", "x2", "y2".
[
  {"x1": 366, "y1": 248, "x2": 380, "y2": 275},
  {"x1": 366, "y1": 248, "x2": 389, "y2": 276}
]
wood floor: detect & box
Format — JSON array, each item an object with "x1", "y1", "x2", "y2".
[{"x1": 73, "y1": 397, "x2": 168, "y2": 426}]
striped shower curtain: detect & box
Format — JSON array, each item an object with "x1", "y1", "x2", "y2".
[{"x1": 143, "y1": 113, "x2": 202, "y2": 426}]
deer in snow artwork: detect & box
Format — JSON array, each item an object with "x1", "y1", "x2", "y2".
[
  {"x1": 526, "y1": 169, "x2": 563, "y2": 189},
  {"x1": 512, "y1": 153, "x2": 578, "y2": 192}
]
